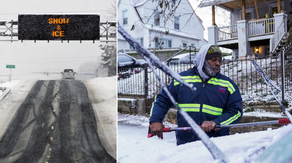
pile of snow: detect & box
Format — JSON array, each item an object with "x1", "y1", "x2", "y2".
[
  {"x1": 118, "y1": 113, "x2": 292, "y2": 163},
  {"x1": 83, "y1": 76, "x2": 117, "y2": 159}
]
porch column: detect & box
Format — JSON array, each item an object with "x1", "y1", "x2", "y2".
[
  {"x1": 208, "y1": 26, "x2": 218, "y2": 45},
  {"x1": 237, "y1": 20, "x2": 250, "y2": 58},
  {"x1": 242, "y1": 0, "x2": 246, "y2": 20},
  {"x1": 277, "y1": 0, "x2": 281, "y2": 13},
  {"x1": 212, "y1": 5, "x2": 216, "y2": 26},
  {"x1": 273, "y1": 13, "x2": 287, "y2": 32}
]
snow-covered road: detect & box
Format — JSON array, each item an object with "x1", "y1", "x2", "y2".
[{"x1": 0, "y1": 77, "x2": 117, "y2": 161}]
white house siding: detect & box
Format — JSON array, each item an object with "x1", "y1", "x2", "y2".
[
  {"x1": 118, "y1": 39, "x2": 129, "y2": 51},
  {"x1": 148, "y1": 30, "x2": 200, "y2": 49},
  {"x1": 118, "y1": 0, "x2": 141, "y2": 49},
  {"x1": 118, "y1": 0, "x2": 206, "y2": 51}
]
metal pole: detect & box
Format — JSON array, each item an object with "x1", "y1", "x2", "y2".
[
  {"x1": 144, "y1": 66, "x2": 148, "y2": 99},
  {"x1": 11, "y1": 20, "x2": 13, "y2": 42},
  {"x1": 106, "y1": 21, "x2": 109, "y2": 43},
  {"x1": 9, "y1": 68, "x2": 11, "y2": 82},
  {"x1": 281, "y1": 49, "x2": 285, "y2": 102},
  {"x1": 189, "y1": 46, "x2": 191, "y2": 69}
]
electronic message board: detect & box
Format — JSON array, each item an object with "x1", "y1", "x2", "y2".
[{"x1": 18, "y1": 14, "x2": 100, "y2": 40}]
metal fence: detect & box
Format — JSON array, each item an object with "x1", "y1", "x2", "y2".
[{"x1": 118, "y1": 53, "x2": 292, "y2": 112}]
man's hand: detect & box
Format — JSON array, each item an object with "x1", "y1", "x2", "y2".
[
  {"x1": 150, "y1": 122, "x2": 164, "y2": 139},
  {"x1": 201, "y1": 121, "x2": 216, "y2": 132}
]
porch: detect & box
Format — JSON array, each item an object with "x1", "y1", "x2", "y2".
[
  {"x1": 217, "y1": 18, "x2": 275, "y2": 41},
  {"x1": 208, "y1": 13, "x2": 287, "y2": 57},
  {"x1": 200, "y1": 0, "x2": 289, "y2": 57}
]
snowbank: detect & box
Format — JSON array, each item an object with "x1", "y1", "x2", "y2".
[
  {"x1": 118, "y1": 113, "x2": 292, "y2": 163},
  {"x1": 83, "y1": 76, "x2": 117, "y2": 159},
  {"x1": 0, "y1": 79, "x2": 37, "y2": 136}
]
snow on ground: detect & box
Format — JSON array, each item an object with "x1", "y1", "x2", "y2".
[
  {"x1": 118, "y1": 113, "x2": 292, "y2": 163},
  {"x1": 83, "y1": 76, "x2": 117, "y2": 159},
  {"x1": 0, "y1": 79, "x2": 37, "y2": 137},
  {"x1": 243, "y1": 108, "x2": 287, "y2": 118}
]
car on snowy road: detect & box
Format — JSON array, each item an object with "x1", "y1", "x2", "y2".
[{"x1": 61, "y1": 69, "x2": 76, "y2": 79}]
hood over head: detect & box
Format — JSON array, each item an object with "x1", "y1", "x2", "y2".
[{"x1": 194, "y1": 44, "x2": 222, "y2": 80}]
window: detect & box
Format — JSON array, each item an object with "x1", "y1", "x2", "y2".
[
  {"x1": 168, "y1": 40, "x2": 172, "y2": 48},
  {"x1": 122, "y1": 10, "x2": 128, "y2": 25},
  {"x1": 269, "y1": 2, "x2": 283, "y2": 17},
  {"x1": 155, "y1": 38, "x2": 172, "y2": 48},
  {"x1": 136, "y1": 38, "x2": 144, "y2": 47},
  {"x1": 154, "y1": 10, "x2": 160, "y2": 26},
  {"x1": 174, "y1": 17, "x2": 179, "y2": 30},
  {"x1": 240, "y1": 8, "x2": 253, "y2": 21},
  {"x1": 183, "y1": 43, "x2": 187, "y2": 48},
  {"x1": 172, "y1": 0, "x2": 176, "y2": 5},
  {"x1": 129, "y1": 43, "x2": 133, "y2": 49},
  {"x1": 246, "y1": 12, "x2": 252, "y2": 22}
]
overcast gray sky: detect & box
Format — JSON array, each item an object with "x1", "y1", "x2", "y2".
[{"x1": 0, "y1": 0, "x2": 116, "y2": 79}]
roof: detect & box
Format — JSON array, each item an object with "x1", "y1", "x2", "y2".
[
  {"x1": 172, "y1": 53, "x2": 196, "y2": 59},
  {"x1": 144, "y1": 24, "x2": 200, "y2": 40},
  {"x1": 131, "y1": 0, "x2": 147, "y2": 6},
  {"x1": 199, "y1": 0, "x2": 276, "y2": 10}
]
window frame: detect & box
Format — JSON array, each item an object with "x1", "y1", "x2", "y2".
[
  {"x1": 122, "y1": 10, "x2": 128, "y2": 25},
  {"x1": 174, "y1": 16, "x2": 179, "y2": 30}
]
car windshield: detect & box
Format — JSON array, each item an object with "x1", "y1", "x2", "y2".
[
  {"x1": 64, "y1": 69, "x2": 74, "y2": 72},
  {"x1": 118, "y1": 54, "x2": 135, "y2": 63}
]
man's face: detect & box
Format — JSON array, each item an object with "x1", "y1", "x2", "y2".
[{"x1": 207, "y1": 57, "x2": 222, "y2": 73}]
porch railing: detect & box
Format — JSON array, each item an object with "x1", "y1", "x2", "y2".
[
  {"x1": 218, "y1": 24, "x2": 238, "y2": 41},
  {"x1": 248, "y1": 18, "x2": 275, "y2": 37},
  {"x1": 270, "y1": 18, "x2": 287, "y2": 53}
]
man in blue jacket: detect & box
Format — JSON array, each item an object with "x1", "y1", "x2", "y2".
[{"x1": 150, "y1": 44, "x2": 242, "y2": 145}]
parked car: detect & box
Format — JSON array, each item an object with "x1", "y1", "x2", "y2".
[
  {"x1": 166, "y1": 52, "x2": 197, "y2": 65},
  {"x1": 118, "y1": 53, "x2": 147, "y2": 79},
  {"x1": 61, "y1": 69, "x2": 76, "y2": 79},
  {"x1": 118, "y1": 53, "x2": 147, "y2": 70},
  {"x1": 222, "y1": 55, "x2": 232, "y2": 64}
]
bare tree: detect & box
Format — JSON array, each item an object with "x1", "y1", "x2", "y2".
[{"x1": 100, "y1": 44, "x2": 117, "y2": 76}]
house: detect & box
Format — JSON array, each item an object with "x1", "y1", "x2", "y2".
[
  {"x1": 118, "y1": 0, "x2": 206, "y2": 53},
  {"x1": 199, "y1": 0, "x2": 290, "y2": 59}
]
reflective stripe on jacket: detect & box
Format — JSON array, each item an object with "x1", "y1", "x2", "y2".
[{"x1": 149, "y1": 67, "x2": 242, "y2": 143}]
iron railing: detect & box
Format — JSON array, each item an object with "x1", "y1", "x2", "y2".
[
  {"x1": 271, "y1": 18, "x2": 287, "y2": 53},
  {"x1": 118, "y1": 54, "x2": 292, "y2": 100}
]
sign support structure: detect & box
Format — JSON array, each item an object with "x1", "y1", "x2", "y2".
[{"x1": 6, "y1": 65, "x2": 15, "y2": 82}]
